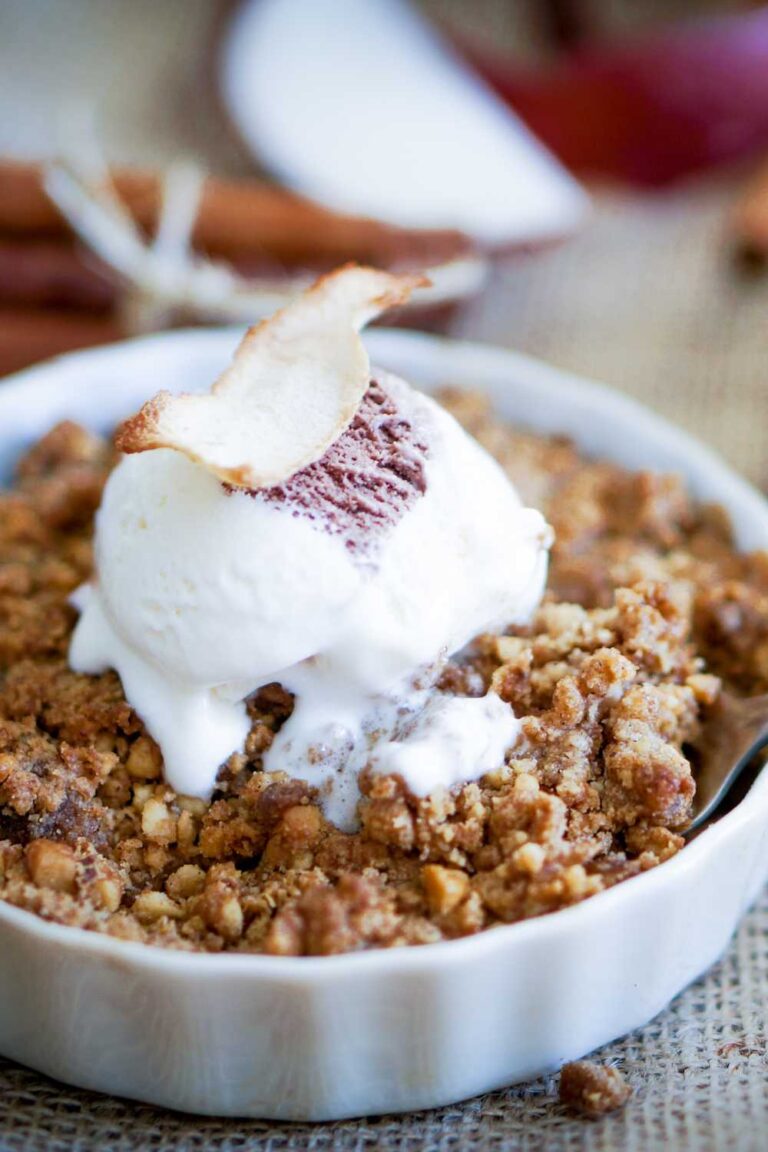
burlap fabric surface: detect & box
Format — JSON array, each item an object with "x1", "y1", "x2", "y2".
[
  {"x1": 461, "y1": 176, "x2": 768, "y2": 492},
  {"x1": 2, "y1": 2, "x2": 768, "y2": 1147}
]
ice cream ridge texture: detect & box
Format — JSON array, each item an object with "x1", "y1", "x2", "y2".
[{"x1": 70, "y1": 267, "x2": 552, "y2": 828}]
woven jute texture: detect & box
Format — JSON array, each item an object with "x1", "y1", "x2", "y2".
[{"x1": 458, "y1": 176, "x2": 768, "y2": 493}]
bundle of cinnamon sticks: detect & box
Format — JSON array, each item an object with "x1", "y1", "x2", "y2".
[{"x1": 0, "y1": 161, "x2": 470, "y2": 377}]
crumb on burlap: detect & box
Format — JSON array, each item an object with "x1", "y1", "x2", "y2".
[
  {"x1": 0, "y1": 394, "x2": 765, "y2": 955},
  {"x1": 559, "y1": 1060, "x2": 632, "y2": 1117}
]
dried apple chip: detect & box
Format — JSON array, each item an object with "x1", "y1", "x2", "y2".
[{"x1": 116, "y1": 265, "x2": 424, "y2": 487}]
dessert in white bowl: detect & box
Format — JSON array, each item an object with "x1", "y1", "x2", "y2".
[{"x1": 0, "y1": 293, "x2": 766, "y2": 1118}]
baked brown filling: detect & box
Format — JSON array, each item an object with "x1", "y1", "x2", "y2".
[{"x1": 0, "y1": 392, "x2": 766, "y2": 955}]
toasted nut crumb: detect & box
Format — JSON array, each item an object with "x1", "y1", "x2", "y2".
[
  {"x1": 262, "y1": 803, "x2": 324, "y2": 869},
  {"x1": 107, "y1": 912, "x2": 143, "y2": 941},
  {"x1": 513, "y1": 772, "x2": 540, "y2": 802},
  {"x1": 217, "y1": 895, "x2": 244, "y2": 941},
  {"x1": 512, "y1": 842, "x2": 546, "y2": 875},
  {"x1": 483, "y1": 763, "x2": 514, "y2": 789},
  {"x1": 177, "y1": 795, "x2": 207, "y2": 817},
  {"x1": 25, "y1": 840, "x2": 76, "y2": 894},
  {"x1": 559, "y1": 1061, "x2": 632, "y2": 1117},
  {"x1": 94, "y1": 733, "x2": 118, "y2": 754},
  {"x1": 281, "y1": 803, "x2": 323, "y2": 841},
  {"x1": 166, "y1": 864, "x2": 206, "y2": 900},
  {"x1": 92, "y1": 875, "x2": 123, "y2": 912},
  {"x1": 200, "y1": 892, "x2": 243, "y2": 942},
  {"x1": 132, "y1": 783, "x2": 154, "y2": 809},
  {"x1": 562, "y1": 864, "x2": 591, "y2": 899},
  {"x1": 494, "y1": 636, "x2": 528, "y2": 663},
  {"x1": 133, "y1": 891, "x2": 183, "y2": 923},
  {"x1": 126, "y1": 736, "x2": 162, "y2": 780},
  {"x1": 144, "y1": 843, "x2": 172, "y2": 872},
  {"x1": 176, "y1": 810, "x2": 198, "y2": 848},
  {"x1": 200, "y1": 877, "x2": 244, "y2": 942},
  {"x1": 422, "y1": 864, "x2": 470, "y2": 915},
  {"x1": 141, "y1": 798, "x2": 177, "y2": 843},
  {"x1": 264, "y1": 908, "x2": 303, "y2": 956},
  {"x1": 686, "y1": 672, "x2": 721, "y2": 706}
]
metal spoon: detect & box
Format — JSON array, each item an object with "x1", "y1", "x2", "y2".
[{"x1": 687, "y1": 692, "x2": 768, "y2": 833}]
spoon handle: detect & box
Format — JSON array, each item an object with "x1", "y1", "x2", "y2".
[{"x1": 687, "y1": 709, "x2": 768, "y2": 833}]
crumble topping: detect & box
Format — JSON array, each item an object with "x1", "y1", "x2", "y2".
[
  {"x1": 559, "y1": 1060, "x2": 632, "y2": 1117},
  {"x1": 0, "y1": 395, "x2": 766, "y2": 955}
]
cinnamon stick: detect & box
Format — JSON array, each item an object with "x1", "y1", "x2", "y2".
[
  {"x1": 0, "y1": 307, "x2": 124, "y2": 377},
  {"x1": 0, "y1": 237, "x2": 315, "y2": 315},
  {"x1": 0, "y1": 161, "x2": 472, "y2": 376},
  {"x1": 0, "y1": 160, "x2": 471, "y2": 269},
  {"x1": 0, "y1": 240, "x2": 117, "y2": 311}
]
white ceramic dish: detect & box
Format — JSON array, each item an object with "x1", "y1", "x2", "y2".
[{"x1": 0, "y1": 329, "x2": 767, "y2": 1121}]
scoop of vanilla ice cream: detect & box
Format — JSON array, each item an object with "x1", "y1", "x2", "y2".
[{"x1": 70, "y1": 370, "x2": 550, "y2": 823}]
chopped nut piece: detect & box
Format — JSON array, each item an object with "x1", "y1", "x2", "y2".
[
  {"x1": 132, "y1": 891, "x2": 183, "y2": 923},
  {"x1": 422, "y1": 864, "x2": 470, "y2": 915},
  {"x1": 166, "y1": 864, "x2": 206, "y2": 900},
  {"x1": 197, "y1": 865, "x2": 245, "y2": 942},
  {"x1": 132, "y1": 783, "x2": 155, "y2": 809},
  {"x1": 201, "y1": 889, "x2": 244, "y2": 942},
  {"x1": 281, "y1": 803, "x2": 323, "y2": 841},
  {"x1": 25, "y1": 840, "x2": 77, "y2": 894},
  {"x1": 559, "y1": 1061, "x2": 632, "y2": 1117},
  {"x1": 511, "y1": 842, "x2": 546, "y2": 875},
  {"x1": 92, "y1": 875, "x2": 123, "y2": 912},
  {"x1": 141, "y1": 798, "x2": 177, "y2": 843},
  {"x1": 126, "y1": 736, "x2": 162, "y2": 780},
  {"x1": 177, "y1": 795, "x2": 207, "y2": 816},
  {"x1": 176, "y1": 809, "x2": 198, "y2": 848}
]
